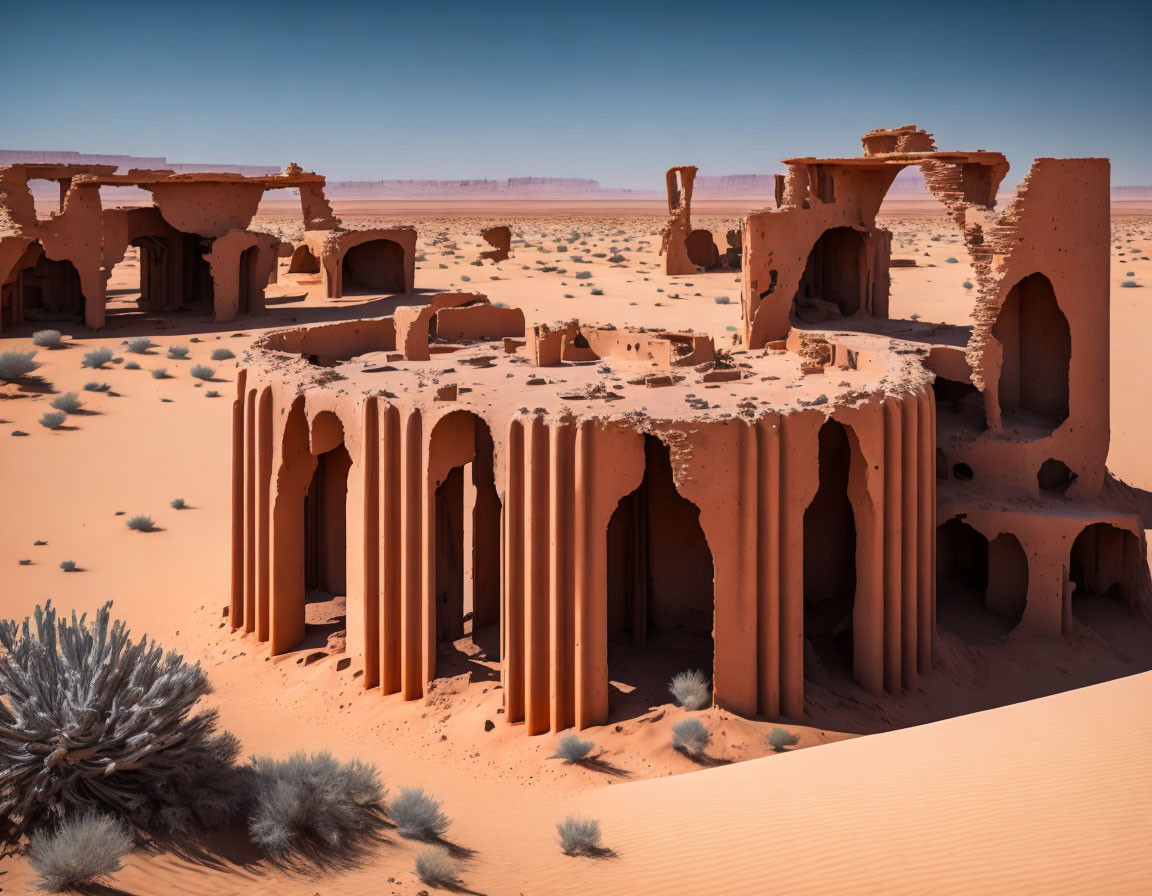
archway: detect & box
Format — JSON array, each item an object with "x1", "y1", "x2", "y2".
[
  {"x1": 1070, "y1": 524, "x2": 1139, "y2": 634},
  {"x1": 1, "y1": 242, "x2": 85, "y2": 325},
  {"x1": 606, "y1": 435, "x2": 714, "y2": 718},
  {"x1": 238, "y1": 245, "x2": 260, "y2": 315},
  {"x1": 433, "y1": 415, "x2": 501, "y2": 680},
  {"x1": 936, "y1": 519, "x2": 1027, "y2": 641},
  {"x1": 289, "y1": 244, "x2": 320, "y2": 274},
  {"x1": 303, "y1": 435, "x2": 351, "y2": 650},
  {"x1": 994, "y1": 273, "x2": 1070, "y2": 434},
  {"x1": 342, "y1": 239, "x2": 405, "y2": 294},
  {"x1": 803, "y1": 419, "x2": 857, "y2": 681},
  {"x1": 793, "y1": 227, "x2": 869, "y2": 322}
]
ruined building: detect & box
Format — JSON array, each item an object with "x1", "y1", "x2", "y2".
[
  {"x1": 231, "y1": 127, "x2": 1144, "y2": 734},
  {"x1": 0, "y1": 163, "x2": 414, "y2": 332}
]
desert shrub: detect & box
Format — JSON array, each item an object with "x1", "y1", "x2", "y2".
[
  {"x1": 125, "y1": 515, "x2": 155, "y2": 532},
  {"x1": 962, "y1": 280, "x2": 974, "y2": 289},
  {"x1": 205, "y1": 390, "x2": 220, "y2": 398},
  {"x1": 714, "y1": 295, "x2": 731, "y2": 304},
  {"x1": 81, "y1": 347, "x2": 114, "y2": 369},
  {"x1": 590, "y1": 288, "x2": 604, "y2": 296},
  {"x1": 166, "y1": 345, "x2": 190, "y2": 360},
  {"x1": 50, "y1": 393, "x2": 83, "y2": 415},
  {"x1": 608, "y1": 254, "x2": 625, "y2": 263},
  {"x1": 151, "y1": 368, "x2": 168, "y2": 379},
  {"x1": 27, "y1": 813, "x2": 132, "y2": 893},
  {"x1": 556, "y1": 815, "x2": 602, "y2": 856},
  {"x1": 125, "y1": 361, "x2": 140, "y2": 370},
  {"x1": 125, "y1": 337, "x2": 154, "y2": 354},
  {"x1": 575, "y1": 271, "x2": 592, "y2": 279},
  {"x1": 672, "y1": 718, "x2": 710, "y2": 756},
  {"x1": 1121, "y1": 280, "x2": 1139, "y2": 288},
  {"x1": 668, "y1": 669, "x2": 710, "y2": 710},
  {"x1": 414, "y1": 845, "x2": 458, "y2": 887},
  {"x1": 460, "y1": 275, "x2": 471, "y2": 282},
  {"x1": 0, "y1": 601, "x2": 242, "y2": 840},
  {"x1": 82, "y1": 381, "x2": 110, "y2": 392},
  {"x1": 59, "y1": 560, "x2": 77, "y2": 573},
  {"x1": 767, "y1": 726, "x2": 800, "y2": 752},
  {"x1": 246, "y1": 752, "x2": 384, "y2": 856},
  {"x1": 944, "y1": 256, "x2": 958, "y2": 263},
  {"x1": 170, "y1": 497, "x2": 187, "y2": 509},
  {"x1": 32, "y1": 330, "x2": 63, "y2": 349},
  {"x1": 554, "y1": 734, "x2": 594, "y2": 764},
  {"x1": 39, "y1": 412, "x2": 67, "y2": 429},
  {"x1": 0, "y1": 350, "x2": 39, "y2": 380},
  {"x1": 190, "y1": 364, "x2": 215, "y2": 381},
  {"x1": 210, "y1": 348, "x2": 235, "y2": 361},
  {"x1": 389, "y1": 787, "x2": 450, "y2": 840}
]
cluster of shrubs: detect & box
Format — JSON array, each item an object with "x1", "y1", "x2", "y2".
[{"x1": 0, "y1": 602, "x2": 493, "y2": 891}]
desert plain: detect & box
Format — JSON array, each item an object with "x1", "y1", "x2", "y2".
[{"x1": 1, "y1": 196, "x2": 1151, "y2": 894}]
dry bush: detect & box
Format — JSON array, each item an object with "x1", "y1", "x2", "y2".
[
  {"x1": 668, "y1": 669, "x2": 711, "y2": 710},
  {"x1": 414, "y1": 845, "x2": 458, "y2": 887},
  {"x1": 389, "y1": 787, "x2": 450, "y2": 840},
  {"x1": 27, "y1": 814, "x2": 132, "y2": 892},
  {"x1": 556, "y1": 815, "x2": 602, "y2": 856}
]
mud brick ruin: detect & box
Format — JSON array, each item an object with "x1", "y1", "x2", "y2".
[
  {"x1": 229, "y1": 126, "x2": 1142, "y2": 733},
  {"x1": 0, "y1": 162, "x2": 414, "y2": 332}
]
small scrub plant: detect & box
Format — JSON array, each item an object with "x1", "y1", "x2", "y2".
[
  {"x1": 767, "y1": 726, "x2": 800, "y2": 752},
  {"x1": 575, "y1": 270, "x2": 592, "y2": 279},
  {"x1": 414, "y1": 846, "x2": 458, "y2": 887},
  {"x1": 389, "y1": 787, "x2": 450, "y2": 840},
  {"x1": 553, "y1": 733, "x2": 594, "y2": 764},
  {"x1": 170, "y1": 497, "x2": 187, "y2": 509},
  {"x1": 0, "y1": 601, "x2": 242, "y2": 840},
  {"x1": 125, "y1": 515, "x2": 155, "y2": 532},
  {"x1": 1121, "y1": 280, "x2": 1140, "y2": 288},
  {"x1": 714, "y1": 295, "x2": 731, "y2": 304},
  {"x1": 81, "y1": 347, "x2": 114, "y2": 369},
  {"x1": 59, "y1": 560, "x2": 77, "y2": 572},
  {"x1": 151, "y1": 368, "x2": 169, "y2": 379},
  {"x1": 210, "y1": 348, "x2": 235, "y2": 361},
  {"x1": 39, "y1": 411, "x2": 67, "y2": 430},
  {"x1": 50, "y1": 392, "x2": 83, "y2": 415},
  {"x1": 247, "y1": 752, "x2": 385, "y2": 856},
  {"x1": 205, "y1": 390, "x2": 221, "y2": 398},
  {"x1": 0, "y1": 350, "x2": 39, "y2": 380},
  {"x1": 125, "y1": 360, "x2": 140, "y2": 370},
  {"x1": 125, "y1": 337, "x2": 154, "y2": 353},
  {"x1": 590, "y1": 288, "x2": 604, "y2": 296},
  {"x1": 668, "y1": 669, "x2": 711, "y2": 710},
  {"x1": 962, "y1": 280, "x2": 974, "y2": 289},
  {"x1": 27, "y1": 813, "x2": 133, "y2": 893},
  {"x1": 166, "y1": 345, "x2": 190, "y2": 360},
  {"x1": 944, "y1": 256, "x2": 958, "y2": 263},
  {"x1": 82, "y1": 381, "x2": 110, "y2": 392},
  {"x1": 190, "y1": 364, "x2": 215, "y2": 381},
  {"x1": 672, "y1": 718, "x2": 710, "y2": 756},
  {"x1": 32, "y1": 329, "x2": 63, "y2": 349},
  {"x1": 556, "y1": 815, "x2": 602, "y2": 856}
]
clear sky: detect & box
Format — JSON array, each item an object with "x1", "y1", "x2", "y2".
[{"x1": 3, "y1": 0, "x2": 1149, "y2": 186}]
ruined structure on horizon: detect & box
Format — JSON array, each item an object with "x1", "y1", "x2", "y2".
[
  {"x1": 0, "y1": 163, "x2": 414, "y2": 331},
  {"x1": 229, "y1": 126, "x2": 1145, "y2": 734}
]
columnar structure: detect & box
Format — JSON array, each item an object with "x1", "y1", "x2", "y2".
[
  {"x1": 0, "y1": 163, "x2": 415, "y2": 332},
  {"x1": 232, "y1": 128, "x2": 1145, "y2": 734}
]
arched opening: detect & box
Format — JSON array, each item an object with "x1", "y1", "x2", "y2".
[
  {"x1": 303, "y1": 438, "x2": 351, "y2": 650},
  {"x1": 238, "y1": 245, "x2": 260, "y2": 315},
  {"x1": 606, "y1": 435, "x2": 714, "y2": 718},
  {"x1": 1070, "y1": 524, "x2": 1139, "y2": 634},
  {"x1": 342, "y1": 239, "x2": 405, "y2": 294},
  {"x1": 937, "y1": 519, "x2": 1027, "y2": 641},
  {"x1": 685, "y1": 229, "x2": 720, "y2": 270},
  {"x1": 804, "y1": 419, "x2": 857, "y2": 680},
  {"x1": 1, "y1": 242, "x2": 85, "y2": 326},
  {"x1": 994, "y1": 273, "x2": 1070, "y2": 434},
  {"x1": 288, "y1": 244, "x2": 320, "y2": 274},
  {"x1": 793, "y1": 227, "x2": 869, "y2": 323},
  {"x1": 434, "y1": 415, "x2": 501, "y2": 680}
]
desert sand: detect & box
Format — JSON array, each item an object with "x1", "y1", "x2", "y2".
[{"x1": 2, "y1": 199, "x2": 1151, "y2": 894}]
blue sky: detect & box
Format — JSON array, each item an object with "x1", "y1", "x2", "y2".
[{"x1": 3, "y1": 0, "x2": 1148, "y2": 186}]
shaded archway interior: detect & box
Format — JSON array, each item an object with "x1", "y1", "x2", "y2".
[
  {"x1": 606, "y1": 435, "x2": 714, "y2": 719},
  {"x1": 342, "y1": 239, "x2": 405, "y2": 294},
  {"x1": 303, "y1": 439, "x2": 350, "y2": 651},
  {"x1": 1, "y1": 242, "x2": 85, "y2": 327},
  {"x1": 936, "y1": 518, "x2": 1027, "y2": 642}
]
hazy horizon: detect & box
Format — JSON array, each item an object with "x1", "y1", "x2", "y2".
[{"x1": 4, "y1": 0, "x2": 1148, "y2": 187}]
